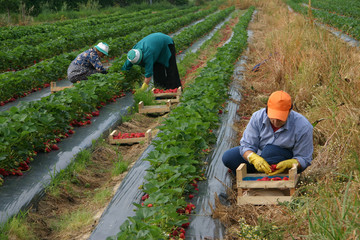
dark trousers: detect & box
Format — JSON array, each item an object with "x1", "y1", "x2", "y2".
[
  {"x1": 69, "y1": 69, "x2": 98, "y2": 83},
  {"x1": 222, "y1": 144, "x2": 293, "y2": 175},
  {"x1": 153, "y1": 44, "x2": 181, "y2": 89}
]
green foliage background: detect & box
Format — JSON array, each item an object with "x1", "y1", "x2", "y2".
[{"x1": 0, "y1": 0, "x2": 190, "y2": 16}]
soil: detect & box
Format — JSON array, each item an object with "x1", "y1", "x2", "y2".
[{"x1": 20, "y1": 15, "x2": 238, "y2": 240}]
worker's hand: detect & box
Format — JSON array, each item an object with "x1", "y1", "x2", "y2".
[
  {"x1": 268, "y1": 159, "x2": 298, "y2": 176},
  {"x1": 247, "y1": 153, "x2": 271, "y2": 174},
  {"x1": 140, "y1": 82, "x2": 149, "y2": 91}
]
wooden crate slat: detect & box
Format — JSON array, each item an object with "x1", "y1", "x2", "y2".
[
  {"x1": 50, "y1": 81, "x2": 74, "y2": 93},
  {"x1": 239, "y1": 180, "x2": 296, "y2": 189},
  {"x1": 138, "y1": 100, "x2": 171, "y2": 114},
  {"x1": 155, "y1": 97, "x2": 179, "y2": 103},
  {"x1": 237, "y1": 195, "x2": 292, "y2": 205}
]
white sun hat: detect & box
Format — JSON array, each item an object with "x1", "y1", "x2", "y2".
[
  {"x1": 127, "y1": 49, "x2": 142, "y2": 64},
  {"x1": 95, "y1": 42, "x2": 109, "y2": 56}
]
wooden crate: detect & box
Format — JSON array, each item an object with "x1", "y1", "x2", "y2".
[
  {"x1": 138, "y1": 100, "x2": 171, "y2": 114},
  {"x1": 153, "y1": 87, "x2": 182, "y2": 103},
  {"x1": 50, "y1": 81, "x2": 74, "y2": 93},
  {"x1": 108, "y1": 129, "x2": 152, "y2": 145},
  {"x1": 236, "y1": 163, "x2": 299, "y2": 205}
]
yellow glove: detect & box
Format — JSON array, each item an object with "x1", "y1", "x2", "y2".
[
  {"x1": 140, "y1": 82, "x2": 149, "y2": 91},
  {"x1": 247, "y1": 153, "x2": 271, "y2": 174},
  {"x1": 268, "y1": 159, "x2": 298, "y2": 176}
]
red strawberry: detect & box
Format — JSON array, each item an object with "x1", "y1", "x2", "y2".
[
  {"x1": 177, "y1": 208, "x2": 185, "y2": 214},
  {"x1": 179, "y1": 232, "x2": 185, "y2": 239},
  {"x1": 92, "y1": 111, "x2": 100, "y2": 116},
  {"x1": 141, "y1": 194, "x2": 149, "y2": 201},
  {"x1": 51, "y1": 144, "x2": 59, "y2": 150},
  {"x1": 189, "y1": 194, "x2": 194, "y2": 199},
  {"x1": 147, "y1": 203, "x2": 153, "y2": 207},
  {"x1": 270, "y1": 164, "x2": 277, "y2": 172},
  {"x1": 45, "y1": 147, "x2": 51, "y2": 153},
  {"x1": 181, "y1": 222, "x2": 190, "y2": 228}
]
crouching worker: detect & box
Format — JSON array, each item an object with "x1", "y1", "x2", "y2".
[
  {"x1": 222, "y1": 90, "x2": 313, "y2": 175},
  {"x1": 121, "y1": 32, "x2": 182, "y2": 91},
  {"x1": 67, "y1": 42, "x2": 109, "y2": 83}
]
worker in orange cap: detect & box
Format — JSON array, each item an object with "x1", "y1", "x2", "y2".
[{"x1": 222, "y1": 90, "x2": 313, "y2": 175}]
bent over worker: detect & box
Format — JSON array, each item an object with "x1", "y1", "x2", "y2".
[
  {"x1": 67, "y1": 42, "x2": 109, "y2": 83},
  {"x1": 121, "y1": 32, "x2": 182, "y2": 91},
  {"x1": 222, "y1": 90, "x2": 313, "y2": 175}
]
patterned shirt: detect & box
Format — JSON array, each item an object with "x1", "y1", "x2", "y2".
[
  {"x1": 72, "y1": 48, "x2": 106, "y2": 73},
  {"x1": 239, "y1": 108, "x2": 314, "y2": 170}
]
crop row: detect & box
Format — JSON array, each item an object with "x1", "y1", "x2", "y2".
[
  {"x1": 0, "y1": 9, "x2": 154, "y2": 50},
  {"x1": 0, "y1": 6, "x2": 219, "y2": 103},
  {"x1": 0, "y1": 7, "x2": 199, "y2": 72},
  {"x1": 299, "y1": 0, "x2": 360, "y2": 19},
  {"x1": 0, "y1": 6, "x2": 235, "y2": 185},
  {"x1": 287, "y1": 0, "x2": 360, "y2": 40},
  {"x1": 110, "y1": 7, "x2": 255, "y2": 240},
  {"x1": 0, "y1": 8, "x2": 155, "y2": 41}
]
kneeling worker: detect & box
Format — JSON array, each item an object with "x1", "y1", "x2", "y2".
[
  {"x1": 67, "y1": 42, "x2": 109, "y2": 83},
  {"x1": 222, "y1": 90, "x2": 314, "y2": 175},
  {"x1": 121, "y1": 32, "x2": 182, "y2": 91}
]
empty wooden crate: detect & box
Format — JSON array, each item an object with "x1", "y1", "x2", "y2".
[{"x1": 138, "y1": 100, "x2": 171, "y2": 114}]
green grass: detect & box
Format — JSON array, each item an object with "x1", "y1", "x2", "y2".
[
  {"x1": 49, "y1": 209, "x2": 94, "y2": 233},
  {"x1": 46, "y1": 149, "x2": 92, "y2": 197},
  {"x1": 306, "y1": 171, "x2": 360, "y2": 239},
  {"x1": 92, "y1": 188, "x2": 113, "y2": 205},
  {"x1": 111, "y1": 155, "x2": 129, "y2": 176},
  {"x1": 0, "y1": 211, "x2": 38, "y2": 240}
]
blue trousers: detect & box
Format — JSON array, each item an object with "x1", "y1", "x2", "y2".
[{"x1": 222, "y1": 144, "x2": 293, "y2": 174}]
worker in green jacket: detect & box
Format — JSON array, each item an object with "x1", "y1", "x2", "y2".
[{"x1": 121, "y1": 32, "x2": 182, "y2": 91}]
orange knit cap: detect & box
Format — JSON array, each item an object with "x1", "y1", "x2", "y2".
[{"x1": 267, "y1": 91, "x2": 292, "y2": 121}]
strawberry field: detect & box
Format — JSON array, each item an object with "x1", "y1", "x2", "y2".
[
  {"x1": 287, "y1": 0, "x2": 360, "y2": 40},
  {"x1": 1, "y1": 0, "x2": 360, "y2": 239}
]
